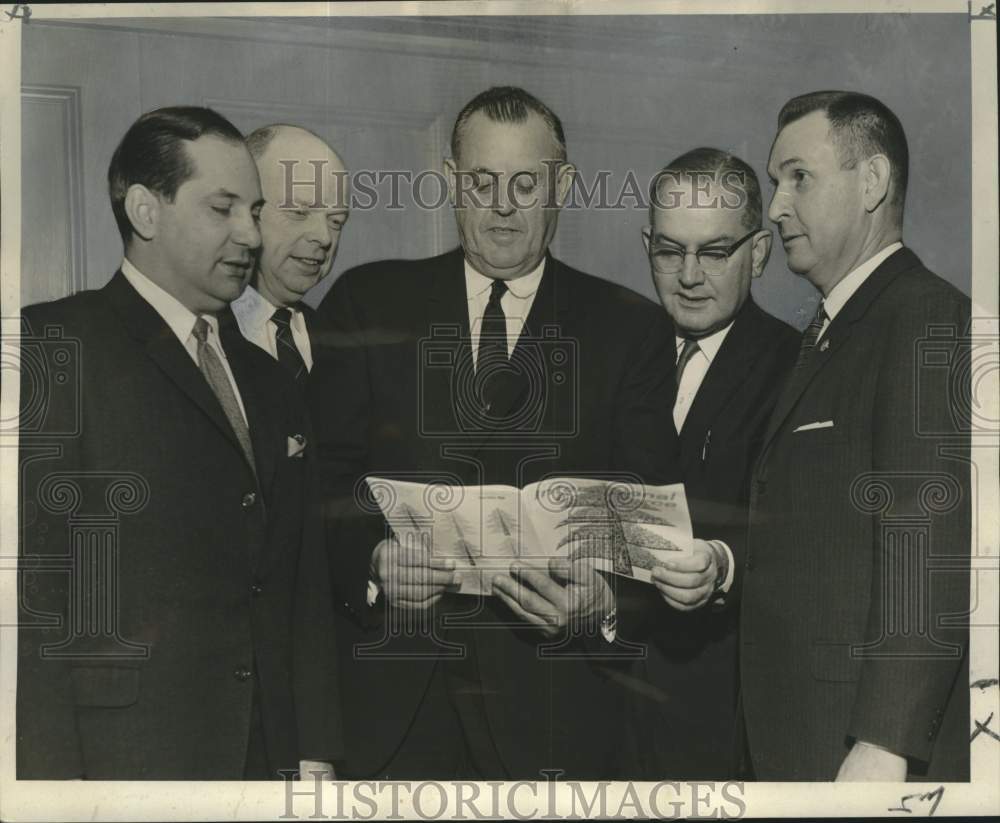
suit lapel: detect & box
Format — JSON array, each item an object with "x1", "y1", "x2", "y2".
[
  {"x1": 104, "y1": 272, "x2": 252, "y2": 472},
  {"x1": 220, "y1": 310, "x2": 279, "y2": 502},
  {"x1": 422, "y1": 250, "x2": 474, "y2": 441},
  {"x1": 758, "y1": 247, "x2": 917, "y2": 456},
  {"x1": 678, "y1": 300, "x2": 766, "y2": 471}
]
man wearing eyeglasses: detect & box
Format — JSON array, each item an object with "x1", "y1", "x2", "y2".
[{"x1": 619, "y1": 147, "x2": 799, "y2": 778}]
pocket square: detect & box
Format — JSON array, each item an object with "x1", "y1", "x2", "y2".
[
  {"x1": 287, "y1": 434, "x2": 307, "y2": 458},
  {"x1": 793, "y1": 420, "x2": 834, "y2": 433}
]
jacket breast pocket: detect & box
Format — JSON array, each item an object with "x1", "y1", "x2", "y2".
[
  {"x1": 71, "y1": 666, "x2": 140, "y2": 708},
  {"x1": 790, "y1": 423, "x2": 848, "y2": 450}
]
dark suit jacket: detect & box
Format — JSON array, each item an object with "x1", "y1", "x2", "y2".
[
  {"x1": 618, "y1": 298, "x2": 799, "y2": 779},
  {"x1": 309, "y1": 248, "x2": 677, "y2": 779},
  {"x1": 17, "y1": 272, "x2": 342, "y2": 779},
  {"x1": 740, "y1": 248, "x2": 971, "y2": 780}
]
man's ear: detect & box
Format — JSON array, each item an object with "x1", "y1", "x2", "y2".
[
  {"x1": 124, "y1": 184, "x2": 159, "y2": 241},
  {"x1": 863, "y1": 154, "x2": 891, "y2": 213},
  {"x1": 553, "y1": 161, "x2": 576, "y2": 208},
  {"x1": 750, "y1": 228, "x2": 772, "y2": 277}
]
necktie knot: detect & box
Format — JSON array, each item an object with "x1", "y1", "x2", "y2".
[
  {"x1": 271, "y1": 307, "x2": 295, "y2": 330},
  {"x1": 192, "y1": 316, "x2": 211, "y2": 344},
  {"x1": 488, "y1": 278, "x2": 508, "y2": 303}
]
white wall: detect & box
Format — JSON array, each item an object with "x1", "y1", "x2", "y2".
[{"x1": 22, "y1": 13, "x2": 971, "y2": 327}]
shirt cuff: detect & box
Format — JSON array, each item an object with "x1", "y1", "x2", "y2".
[
  {"x1": 709, "y1": 540, "x2": 735, "y2": 593},
  {"x1": 366, "y1": 579, "x2": 381, "y2": 607}
]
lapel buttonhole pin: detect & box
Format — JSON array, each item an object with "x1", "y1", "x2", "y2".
[{"x1": 820, "y1": 340, "x2": 830, "y2": 352}]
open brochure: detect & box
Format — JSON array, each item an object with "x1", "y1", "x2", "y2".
[{"x1": 365, "y1": 476, "x2": 693, "y2": 595}]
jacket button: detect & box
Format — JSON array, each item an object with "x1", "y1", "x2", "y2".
[
  {"x1": 251, "y1": 583, "x2": 263, "y2": 596},
  {"x1": 234, "y1": 667, "x2": 252, "y2": 682},
  {"x1": 241, "y1": 492, "x2": 256, "y2": 509}
]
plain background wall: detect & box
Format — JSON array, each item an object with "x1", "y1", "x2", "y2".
[{"x1": 22, "y1": 13, "x2": 971, "y2": 328}]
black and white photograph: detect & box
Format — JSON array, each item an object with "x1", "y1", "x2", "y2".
[{"x1": 0, "y1": 1, "x2": 997, "y2": 820}]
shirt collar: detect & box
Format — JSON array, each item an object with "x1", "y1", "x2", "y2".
[
  {"x1": 232, "y1": 283, "x2": 306, "y2": 332},
  {"x1": 120, "y1": 257, "x2": 215, "y2": 343},
  {"x1": 464, "y1": 256, "x2": 546, "y2": 301},
  {"x1": 676, "y1": 321, "x2": 734, "y2": 366},
  {"x1": 823, "y1": 242, "x2": 904, "y2": 322}
]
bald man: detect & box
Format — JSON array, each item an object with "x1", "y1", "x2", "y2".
[{"x1": 233, "y1": 124, "x2": 349, "y2": 382}]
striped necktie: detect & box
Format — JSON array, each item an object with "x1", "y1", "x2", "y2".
[
  {"x1": 271, "y1": 307, "x2": 307, "y2": 384},
  {"x1": 795, "y1": 301, "x2": 828, "y2": 369}
]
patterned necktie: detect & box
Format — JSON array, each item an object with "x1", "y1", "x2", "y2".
[
  {"x1": 795, "y1": 301, "x2": 829, "y2": 369},
  {"x1": 478, "y1": 279, "x2": 509, "y2": 369},
  {"x1": 192, "y1": 317, "x2": 256, "y2": 472},
  {"x1": 675, "y1": 338, "x2": 701, "y2": 387},
  {"x1": 271, "y1": 307, "x2": 307, "y2": 384}
]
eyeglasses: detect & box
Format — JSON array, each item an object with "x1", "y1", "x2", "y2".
[{"x1": 644, "y1": 228, "x2": 758, "y2": 276}]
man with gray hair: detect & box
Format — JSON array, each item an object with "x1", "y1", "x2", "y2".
[{"x1": 233, "y1": 124, "x2": 349, "y2": 383}]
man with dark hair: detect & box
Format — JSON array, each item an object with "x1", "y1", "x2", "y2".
[
  {"x1": 309, "y1": 85, "x2": 676, "y2": 779},
  {"x1": 18, "y1": 106, "x2": 342, "y2": 779},
  {"x1": 619, "y1": 148, "x2": 799, "y2": 778},
  {"x1": 233, "y1": 124, "x2": 349, "y2": 384},
  {"x1": 740, "y1": 90, "x2": 970, "y2": 780}
]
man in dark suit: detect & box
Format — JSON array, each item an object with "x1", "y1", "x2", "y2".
[
  {"x1": 620, "y1": 148, "x2": 799, "y2": 778},
  {"x1": 741, "y1": 91, "x2": 970, "y2": 780},
  {"x1": 309, "y1": 86, "x2": 677, "y2": 779},
  {"x1": 232, "y1": 124, "x2": 349, "y2": 383},
  {"x1": 17, "y1": 107, "x2": 342, "y2": 780}
]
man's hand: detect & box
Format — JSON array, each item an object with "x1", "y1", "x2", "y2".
[
  {"x1": 299, "y1": 760, "x2": 336, "y2": 781},
  {"x1": 836, "y1": 741, "x2": 908, "y2": 782},
  {"x1": 370, "y1": 537, "x2": 456, "y2": 610},
  {"x1": 492, "y1": 558, "x2": 613, "y2": 637},
  {"x1": 650, "y1": 539, "x2": 720, "y2": 611}
]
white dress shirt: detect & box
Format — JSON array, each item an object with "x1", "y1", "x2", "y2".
[
  {"x1": 121, "y1": 258, "x2": 247, "y2": 424},
  {"x1": 465, "y1": 257, "x2": 545, "y2": 368},
  {"x1": 819, "y1": 242, "x2": 904, "y2": 337},
  {"x1": 367, "y1": 258, "x2": 547, "y2": 609},
  {"x1": 673, "y1": 322, "x2": 740, "y2": 596},
  {"x1": 231, "y1": 283, "x2": 314, "y2": 371},
  {"x1": 673, "y1": 322, "x2": 735, "y2": 433}
]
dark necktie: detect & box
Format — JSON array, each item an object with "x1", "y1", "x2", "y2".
[
  {"x1": 795, "y1": 301, "x2": 829, "y2": 369},
  {"x1": 675, "y1": 338, "x2": 701, "y2": 387},
  {"x1": 192, "y1": 317, "x2": 256, "y2": 472},
  {"x1": 478, "y1": 279, "x2": 509, "y2": 370},
  {"x1": 271, "y1": 307, "x2": 307, "y2": 384}
]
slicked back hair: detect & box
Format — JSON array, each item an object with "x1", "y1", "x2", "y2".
[
  {"x1": 451, "y1": 86, "x2": 567, "y2": 163},
  {"x1": 108, "y1": 106, "x2": 245, "y2": 244},
  {"x1": 651, "y1": 147, "x2": 763, "y2": 231},
  {"x1": 777, "y1": 90, "x2": 909, "y2": 209}
]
